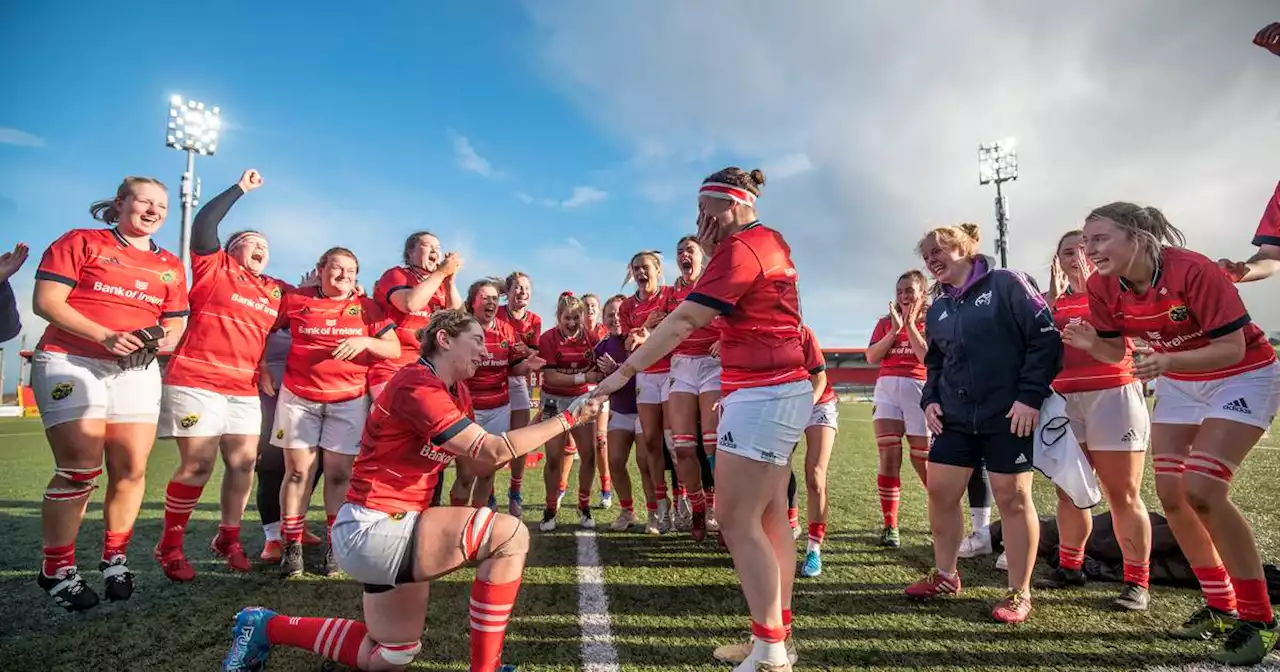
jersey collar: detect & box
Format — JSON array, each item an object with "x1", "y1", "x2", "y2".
[
  {"x1": 1117, "y1": 258, "x2": 1163, "y2": 293},
  {"x1": 740, "y1": 220, "x2": 762, "y2": 232},
  {"x1": 111, "y1": 227, "x2": 160, "y2": 254}
]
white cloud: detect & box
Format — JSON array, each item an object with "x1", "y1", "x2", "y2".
[
  {"x1": 526, "y1": 0, "x2": 1280, "y2": 344},
  {"x1": 451, "y1": 132, "x2": 496, "y2": 178},
  {"x1": 561, "y1": 185, "x2": 608, "y2": 209},
  {"x1": 0, "y1": 127, "x2": 45, "y2": 148}
]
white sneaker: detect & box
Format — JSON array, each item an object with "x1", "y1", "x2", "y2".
[
  {"x1": 579, "y1": 509, "x2": 596, "y2": 529},
  {"x1": 707, "y1": 511, "x2": 720, "y2": 533},
  {"x1": 675, "y1": 496, "x2": 693, "y2": 531},
  {"x1": 790, "y1": 524, "x2": 801, "y2": 541},
  {"x1": 600, "y1": 491, "x2": 614, "y2": 510},
  {"x1": 957, "y1": 530, "x2": 992, "y2": 558},
  {"x1": 656, "y1": 499, "x2": 672, "y2": 533},
  {"x1": 995, "y1": 552, "x2": 1008, "y2": 570},
  {"x1": 539, "y1": 512, "x2": 558, "y2": 532},
  {"x1": 611, "y1": 509, "x2": 636, "y2": 531}
]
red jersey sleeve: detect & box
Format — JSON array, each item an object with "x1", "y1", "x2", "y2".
[
  {"x1": 1252, "y1": 181, "x2": 1280, "y2": 248},
  {"x1": 801, "y1": 327, "x2": 825, "y2": 374},
  {"x1": 687, "y1": 238, "x2": 762, "y2": 315},
  {"x1": 375, "y1": 267, "x2": 412, "y2": 310},
  {"x1": 35, "y1": 230, "x2": 90, "y2": 288},
  {"x1": 619, "y1": 299, "x2": 638, "y2": 333},
  {"x1": 362, "y1": 298, "x2": 396, "y2": 338},
  {"x1": 537, "y1": 329, "x2": 560, "y2": 367},
  {"x1": 868, "y1": 317, "x2": 890, "y2": 346},
  {"x1": 1185, "y1": 256, "x2": 1252, "y2": 338},
  {"x1": 1085, "y1": 275, "x2": 1122, "y2": 339},
  {"x1": 401, "y1": 383, "x2": 474, "y2": 452},
  {"x1": 161, "y1": 263, "x2": 190, "y2": 320}
]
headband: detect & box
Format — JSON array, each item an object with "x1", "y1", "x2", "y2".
[
  {"x1": 225, "y1": 231, "x2": 267, "y2": 252},
  {"x1": 698, "y1": 182, "x2": 757, "y2": 206}
]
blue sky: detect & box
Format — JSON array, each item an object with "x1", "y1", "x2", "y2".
[{"x1": 2, "y1": 1, "x2": 1278, "y2": 393}]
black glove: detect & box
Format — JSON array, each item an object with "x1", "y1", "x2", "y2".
[{"x1": 117, "y1": 325, "x2": 166, "y2": 371}]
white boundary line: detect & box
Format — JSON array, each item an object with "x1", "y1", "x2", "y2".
[{"x1": 575, "y1": 528, "x2": 620, "y2": 672}]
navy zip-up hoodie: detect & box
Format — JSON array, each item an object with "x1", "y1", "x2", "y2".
[{"x1": 920, "y1": 256, "x2": 1063, "y2": 435}]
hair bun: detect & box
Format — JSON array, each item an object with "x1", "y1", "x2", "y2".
[
  {"x1": 560, "y1": 291, "x2": 574, "y2": 298},
  {"x1": 749, "y1": 169, "x2": 766, "y2": 188},
  {"x1": 957, "y1": 223, "x2": 981, "y2": 243}
]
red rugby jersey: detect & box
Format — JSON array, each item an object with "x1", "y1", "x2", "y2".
[
  {"x1": 348, "y1": 361, "x2": 474, "y2": 514},
  {"x1": 1252, "y1": 181, "x2": 1280, "y2": 248},
  {"x1": 868, "y1": 316, "x2": 927, "y2": 380},
  {"x1": 1087, "y1": 246, "x2": 1275, "y2": 382},
  {"x1": 470, "y1": 319, "x2": 526, "y2": 410},
  {"x1": 278, "y1": 287, "x2": 396, "y2": 402},
  {"x1": 587, "y1": 322, "x2": 608, "y2": 342},
  {"x1": 667, "y1": 276, "x2": 720, "y2": 357},
  {"x1": 801, "y1": 325, "x2": 837, "y2": 405},
  {"x1": 538, "y1": 327, "x2": 597, "y2": 397},
  {"x1": 368, "y1": 266, "x2": 451, "y2": 388},
  {"x1": 1051, "y1": 289, "x2": 1137, "y2": 394},
  {"x1": 497, "y1": 305, "x2": 542, "y2": 353},
  {"x1": 35, "y1": 228, "x2": 189, "y2": 359},
  {"x1": 620, "y1": 286, "x2": 676, "y2": 373},
  {"x1": 165, "y1": 250, "x2": 288, "y2": 396},
  {"x1": 686, "y1": 223, "x2": 808, "y2": 394}
]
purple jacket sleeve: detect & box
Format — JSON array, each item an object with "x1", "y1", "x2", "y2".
[{"x1": 0, "y1": 280, "x2": 20, "y2": 343}]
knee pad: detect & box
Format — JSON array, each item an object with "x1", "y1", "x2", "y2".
[
  {"x1": 672, "y1": 433, "x2": 697, "y2": 457},
  {"x1": 663, "y1": 429, "x2": 675, "y2": 454},
  {"x1": 371, "y1": 640, "x2": 422, "y2": 667},
  {"x1": 875, "y1": 433, "x2": 902, "y2": 452},
  {"x1": 480, "y1": 516, "x2": 527, "y2": 561},
  {"x1": 46, "y1": 466, "x2": 102, "y2": 502},
  {"x1": 1184, "y1": 452, "x2": 1238, "y2": 484},
  {"x1": 461, "y1": 507, "x2": 497, "y2": 561},
  {"x1": 907, "y1": 441, "x2": 930, "y2": 461},
  {"x1": 1152, "y1": 455, "x2": 1186, "y2": 478}
]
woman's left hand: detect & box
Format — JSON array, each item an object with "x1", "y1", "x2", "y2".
[
  {"x1": 592, "y1": 369, "x2": 629, "y2": 400},
  {"x1": 1132, "y1": 347, "x2": 1170, "y2": 381},
  {"x1": 1006, "y1": 401, "x2": 1040, "y2": 438},
  {"x1": 332, "y1": 336, "x2": 371, "y2": 361}
]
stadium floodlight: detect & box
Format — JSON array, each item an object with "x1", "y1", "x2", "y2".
[
  {"x1": 165, "y1": 94, "x2": 221, "y2": 272},
  {"x1": 977, "y1": 137, "x2": 1018, "y2": 268}
]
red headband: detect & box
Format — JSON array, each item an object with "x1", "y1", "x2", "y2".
[{"x1": 699, "y1": 182, "x2": 757, "y2": 206}]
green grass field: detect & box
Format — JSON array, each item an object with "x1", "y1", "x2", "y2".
[{"x1": 4, "y1": 402, "x2": 1280, "y2": 671}]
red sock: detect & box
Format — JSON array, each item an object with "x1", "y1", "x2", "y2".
[
  {"x1": 1058, "y1": 544, "x2": 1085, "y2": 571},
  {"x1": 620, "y1": 498, "x2": 634, "y2": 512},
  {"x1": 326, "y1": 514, "x2": 336, "y2": 544},
  {"x1": 876, "y1": 475, "x2": 901, "y2": 528},
  {"x1": 217, "y1": 525, "x2": 241, "y2": 543},
  {"x1": 655, "y1": 483, "x2": 668, "y2": 503},
  {"x1": 1233, "y1": 577, "x2": 1274, "y2": 623},
  {"x1": 782, "y1": 608, "x2": 793, "y2": 638},
  {"x1": 689, "y1": 489, "x2": 706, "y2": 513},
  {"x1": 42, "y1": 543, "x2": 76, "y2": 577},
  {"x1": 706, "y1": 488, "x2": 715, "y2": 512},
  {"x1": 578, "y1": 490, "x2": 590, "y2": 511},
  {"x1": 808, "y1": 522, "x2": 826, "y2": 545},
  {"x1": 558, "y1": 479, "x2": 569, "y2": 493},
  {"x1": 676, "y1": 485, "x2": 688, "y2": 499},
  {"x1": 282, "y1": 515, "x2": 305, "y2": 544},
  {"x1": 509, "y1": 476, "x2": 523, "y2": 495},
  {"x1": 787, "y1": 507, "x2": 799, "y2": 528},
  {"x1": 160, "y1": 481, "x2": 203, "y2": 550},
  {"x1": 1192, "y1": 565, "x2": 1238, "y2": 614},
  {"x1": 1123, "y1": 560, "x2": 1150, "y2": 589},
  {"x1": 102, "y1": 529, "x2": 132, "y2": 562},
  {"x1": 751, "y1": 620, "x2": 786, "y2": 644},
  {"x1": 600, "y1": 474, "x2": 612, "y2": 493},
  {"x1": 470, "y1": 578, "x2": 521, "y2": 672},
  {"x1": 647, "y1": 500, "x2": 658, "y2": 514},
  {"x1": 267, "y1": 615, "x2": 367, "y2": 667}
]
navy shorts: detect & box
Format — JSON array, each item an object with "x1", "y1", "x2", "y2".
[{"x1": 929, "y1": 428, "x2": 1034, "y2": 475}]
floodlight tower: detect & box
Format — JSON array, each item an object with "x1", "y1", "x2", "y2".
[
  {"x1": 978, "y1": 138, "x2": 1018, "y2": 269},
  {"x1": 165, "y1": 95, "x2": 221, "y2": 271}
]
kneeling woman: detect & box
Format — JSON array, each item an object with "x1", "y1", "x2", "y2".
[{"x1": 223, "y1": 310, "x2": 600, "y2": 672}]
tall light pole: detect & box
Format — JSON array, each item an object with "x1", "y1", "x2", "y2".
[
  {"x1": 165, "y1": 95, "x2": 221, "y2": 272},
  {"x1": 978, "y1": 138, "x2": 1018, "y2": 269}
]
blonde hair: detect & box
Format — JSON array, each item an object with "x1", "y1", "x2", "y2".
[
  {"x1": 916, "y1": 223, "x2": 981, "y2": 259},
  {"x1": 1047, "y1": 229, "x2": 1084, "y2": 305},
  {"x1": 89, "y1": 176, "x2": 167, "y2": 225},
  {"x1": 1085, "y1": 202, "x2": 1186, "y2": 278},
  {"x1": 556, "y1": 291, "x2": 584, "y2": 319},
  {"x1": 623, "y1": 250, "x2": 664, "y2": 290},
  {"x1": 702, "y1": 166, "x2": 766, "y2": 197}
]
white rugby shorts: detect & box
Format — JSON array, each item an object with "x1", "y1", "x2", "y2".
[
  {"x1": 807, "y1": 399, "x2": 840, "y2": 430},
  {"x1": 1062, "y1": 382, "x2": 1150, "y2": 451},
  {"x1": 475, "y1": 403, "x2": 512, "y2": 434},
  {"x1": 872, "y1": 375, "x2": 928, "y2": 438},
  {"x1": 636, "y1": 371, "x2": 671, "y2": 405},
  {"x1": 270, "y1": 387, "x2": 366, "y2": 455},
  {"x1": 669, "y1": 355, "x2": 722, "y2": 395},
  {"x1": 160, "y1": 385, "x2": 262, "y2": 438},
  {"x1": 716, "y1": 380, "x2": 811, "y2": 467},
  {"x1": 507, "y1": 376, "x2": 532, "y2": 411},
  {"x1": 31, "y1": 350, "x2": 162, "y2": 429},
  {"x1": 1153, "y1": 362, "x2": 1280, "y2": 431}
]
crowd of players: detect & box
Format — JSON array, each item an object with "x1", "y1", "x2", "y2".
[{"x1": 10, "y1": 26, "x2": 1280, "y2": 672}]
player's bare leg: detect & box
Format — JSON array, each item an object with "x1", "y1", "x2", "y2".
[
  {"x1": 211, "y1": 434, "x2": 257, "y2": 572},
  {"x1": 638, "y1": 403, "x2": 668, "y2": 534},
  {"x1": 571, "y1": 424, "x2": 598, "y2": 529},
  {"x1": 541, "y1": 434, "x2": 568, "y2": 531},
  {"x1": 39, "y1": 419, "x2": 106, "y2": 611},
  {"x1": 507, "y1": 408, "x2": 531, "y2": 517},
  {"x1": 594, "y1": 405, "x2": 612, "y2": 509},
  {"x1": 607, "y1": 428, "x2": 639, "y2": 530},
  {"x1": 279, "y1": 447, "x2": 319, "y2": 577},
  {"x1": 320, "y1": 450, "x2": 356, "y2": 576},
  {"x1": 873, "y1": 418, "x2": 906, "y2": 547},
  {"x1": 668, "y1": 390, "x2": 707, "y2": 540},
  {"x1": 800, "y1": 425, "x2": 835, "y2": 577},
  {"x1": 100, "y1": 422, "x2": 157, "y2": 601},
  {"x1": 157, "y1": 435, "x2": 220, "y2": 581},
  {"x1": 699, "y1": 390, "x2": 720, "y2": 533}
]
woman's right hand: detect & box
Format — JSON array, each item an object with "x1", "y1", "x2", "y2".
[
  {"x1": 889, "y1": 302, "x2": 904, "y2": 331},
  {"x1": 924, "y1": 402, "x2": 944, "y2": 435},
  {"x1": 259, "y1": 365, "x2": 277, "y2": 397},
  {"x1": 1060, "y1": 320, "x2": 1098, "y2": 351},
  {"x1": 102, "y1": 331, "x2": 145, "y2": 356},
  {"x1": 567, "y1": 396, "x2": 603, "y2": 426},
  {"x1": 238, "y1": 169, "x2": 264, "y2": 192}
]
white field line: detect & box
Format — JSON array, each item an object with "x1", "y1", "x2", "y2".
[{"x1": 575, "y1": 529, "x2": 620, "y2": 672}]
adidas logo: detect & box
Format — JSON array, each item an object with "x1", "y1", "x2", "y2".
[
  {"x1": 939, "y1": 310, "x2": 949, "y2": 320},
  {"x1": 1121, "y1": 429, "x2": 1139, "y2": 443},
  {"x1": 718, "y1": 432, "x2": 736, "y2": 450},
  {"x1": 1014, "y1": 453, "x2": 1027, "y2": 465},
  {"x1": 1222, "y1": 397, "x2": 1252, "y2": 415}
]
